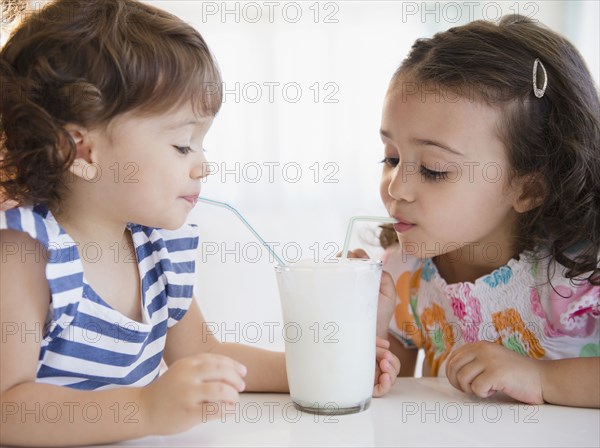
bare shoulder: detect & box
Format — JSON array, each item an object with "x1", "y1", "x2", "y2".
[
  {"x1": 0, "y1": 227, "x2": 50, "y2": 323},
  {"x1": 0, "y1": 229, "x2": 50, "y2": 393},
  {"x1": 1, "y1": 228, "x2": 49, "y2": 276}
]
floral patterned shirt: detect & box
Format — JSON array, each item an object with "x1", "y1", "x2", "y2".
[{"x1": 383, "y1": 245, "x2": 600, "y2": 377}]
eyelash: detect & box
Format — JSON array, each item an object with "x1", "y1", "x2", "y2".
[
  {"x1": 174, "y1": 146, "x2": 209, "y2": 155},
  {"x1": 174, "y1": 145, "x2": 194, "y2": 155},
  {"x1": 379, "y1": 158, "x2": 449, "y2": 181}
]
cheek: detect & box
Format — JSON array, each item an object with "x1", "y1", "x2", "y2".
[
  {"x1": 429, "y1": 180, "x2": 510, "y2": 228},
  {"x1": 379, "y1": 171, "x2": 391, "y2": 203}
]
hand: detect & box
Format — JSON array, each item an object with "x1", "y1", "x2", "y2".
[
  {"x1": 140, "y1": 353, "x2": 247, "y2": 435},
  {"x1": 343, "y1": 248, "x2": 369, "y2": 259},
  {"x1": 445, "y1": 341, "x2": 544, "y2": 405},
  {"x1": 373, "y1": 337, "x2": 401, "y2": 397}
]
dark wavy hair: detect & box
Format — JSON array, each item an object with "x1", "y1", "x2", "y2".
[
  {"x1": 1, "y1": 0, "x2": 222, "y2": 210},
  {"x1": 380, "y1": 15, "x2": 599, "y2": 285}
]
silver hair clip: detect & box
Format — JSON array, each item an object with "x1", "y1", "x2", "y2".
[{"x1": 532, "y1": 58, "x2": 548, "y2": 98}]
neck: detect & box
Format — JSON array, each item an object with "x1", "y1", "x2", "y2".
[
  {"x1": 433, "y1": 241, "x2": 518, "y2": 284},
  {"x1": 51, "y1": 193, "x2": 129, "y2": 254}
]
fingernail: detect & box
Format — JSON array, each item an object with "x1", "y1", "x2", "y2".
[
  {"x1": 238, "y1": 364, "x2": 247, "y2": 376},
  {"x1": 239, "y1": 381, "x2": 246, "y2": 391}
]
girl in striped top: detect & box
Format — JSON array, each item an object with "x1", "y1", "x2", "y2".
[{"x1": 0, "y1": 1, "x2": 400, "y2": 446}]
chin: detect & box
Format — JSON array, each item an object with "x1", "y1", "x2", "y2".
[
  {"x1": 398, "y1": 236, "x2": 443, "y2": 260},
  {"x1": 135, "y1": 213, "x2": 187, "y2": 231},
  {"x1": 159, "y1": 216, "x2": 188, "y2": 230}
]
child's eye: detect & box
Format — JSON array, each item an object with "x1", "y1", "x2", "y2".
[
  {"x1": 420, "y1": 165, "x2": 448, "y2": 181},
  {"x1": 174, "y1": 145, "x2": 194, "y2": 154},
  {"x1": 380, "y1": 157, "x2": 399, "y2": 167}
]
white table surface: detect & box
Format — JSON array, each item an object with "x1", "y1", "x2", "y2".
[{"x1": 93, "y1": 378, "x2": 600, "y2": 448}]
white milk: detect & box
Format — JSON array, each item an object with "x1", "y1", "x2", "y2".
[{"x1": 275, "y1": 258, "x2": 381, "y2": 413}]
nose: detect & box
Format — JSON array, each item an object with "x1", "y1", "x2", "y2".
[
  {"x1": 387, "y1": 162, "x2": 417, "y2": 203},
  {"x1": 190, "y1": 149, "x2": 212, "y2": 180}
]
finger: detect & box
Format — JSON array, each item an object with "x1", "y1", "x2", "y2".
[
  {"x1": 373, "y1": 354, "x2": 392, "y2": 383},
  {"x1": 350, "y1": 248, "x2": 369, "y2": 259},
  {"x1": 469, "y1": 370, "x2": 499, "y2": 399},
  {"x1": 375, "y1": 346, "x2": 388, "y2": 361},
  {"x1": 197, "y1": 381, "x2": 241, "y2": 404},
  {"x1": 454, "y1": 361, "x2": 486, "y2": 396},
  {"x1": 376, "y1": 337, "x2": 390, "y2": 349},
  {"x1": 375, "y1": 348, "x2": 400, "y2": 376},
  {"x1": 337, "y1": 249, "x2": 368, "y2": 258},
  {"x1": 383, "y1": 352, "x2": 401, "y2": 377},
  {"x1": 378, "y1": 359, "x2": 395, "y2": 380},
  {"x1": 193, "y1": 353, "x2": 247, "y2": 377},
  {"x1": 373, "y1": 365, "x2": 382, "y2": 385},
  {"x1": 195, "y1": 363, "x2": 247, "y2": 392},
  {"x1": 445, "y1": 350, "x2": 476, "y2": 391},
  {"x1": 445, "y1": 345, "x2": 475, "y2": 383},
  {"x1": 372, "y1": 372, "x2": 391, "y2": 397},
  {"x1": 375, "y1": 349, "x2": 392, "y2": 369}
]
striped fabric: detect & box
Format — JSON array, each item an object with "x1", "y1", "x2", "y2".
[{"x1": 0, "y1": 205, "x2": 199, "y2": 390}]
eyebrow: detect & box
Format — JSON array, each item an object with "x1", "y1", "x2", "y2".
[
  {"x1": 166, "y1": 118, "x2": 204, "y2": 130},
  {"x1": 380, "y1": 129, "x2": 464, "y2": 157}
]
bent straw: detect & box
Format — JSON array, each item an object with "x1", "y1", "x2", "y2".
[
  {"x1": 195, "y1": 197, "x2": 286, "y2": 267},
  {"x1": 341, "y1": 216, "x2": 398, "y2": 259}
]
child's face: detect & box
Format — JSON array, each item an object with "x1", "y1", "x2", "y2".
[
  {"x1": 379, "y1": 82, "x2": 521, "y2": 262},
  {"x1": 88, "y1": 103, "x2": 212, "y2": 230}
]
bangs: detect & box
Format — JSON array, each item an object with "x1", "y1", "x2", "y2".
[{"x1": 121, "y1": 26, "x2": 223, "y2": 118}]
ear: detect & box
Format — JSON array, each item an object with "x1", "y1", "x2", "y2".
[
  {"x1": 64, "y1": 123, "x2": 100, "y2": 182},
  {"x1": 512, "y1": 173, "x2": 546, "y2": 214}
]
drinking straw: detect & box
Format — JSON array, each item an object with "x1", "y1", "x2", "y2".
[
  {"x1": 341, "y1": 216, "x2": 398, "y2": 259},
  {"x1": 195, "y1": 197, "x2": 286, "y2": 267}
]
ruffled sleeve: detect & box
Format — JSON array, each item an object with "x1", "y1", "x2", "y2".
[
  {"x1": 383, "y1": 244, "x2": 425, "y2": 349},
  {"x1": 537, "y1": 259, "x2": 600, "y2": 340},
  {"x1": 1, "y1": 205, "x2": 83, "y2": 341},
  {"x1": 534, "y1": 247, "x2": 600, "y2": 348}
]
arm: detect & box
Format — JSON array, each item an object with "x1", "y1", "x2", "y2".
[
  {"x1": 1, "y1": 230, "x2": 244, "y2": 447},
  {"x1": 163, "y1": 298, "x2": 289, "y2": 392},
  {"x1": 376, "y1": 267, "x2": 419, "y2": 377},
  {"x1": 540, "y1": 357, "x2": 599, "y2": 407},
  {"x1": 446, "y1": 341, "x2": 600, "y2": 408},
  {"x1": 0, "y1": 230, "x2": 147, "y2": 446},
  {"x1": 388, "y1": 333, "x2": 419, "y2": 377}
]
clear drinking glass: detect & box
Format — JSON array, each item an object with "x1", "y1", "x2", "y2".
[{"x1": 275, "y1": 258, "x2": 382, "y2": 415}]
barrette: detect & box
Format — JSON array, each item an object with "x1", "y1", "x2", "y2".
[{"x1": 532, "y1": 58, "x2": 548, "y2": 98}]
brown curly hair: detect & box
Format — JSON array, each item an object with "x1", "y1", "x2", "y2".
[
  {"x1": 380, "y1": 15, "x2": 599, "y2": 285},
  {"x1": 1, "y1": 0, "x2": 222, "y2": 210}
]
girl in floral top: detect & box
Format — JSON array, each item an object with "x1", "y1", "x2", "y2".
[{"x1": 368, "y1": 15, "x2": 599, "y2": 408}]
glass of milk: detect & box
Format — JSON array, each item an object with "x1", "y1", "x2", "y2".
[{"x1": 275, "y1": 258, "x2": 382, "y2": 415}]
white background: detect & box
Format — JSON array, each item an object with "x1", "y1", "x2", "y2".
[{"x1": 156, "y1": 1, "x2": 600, "y2": 355}]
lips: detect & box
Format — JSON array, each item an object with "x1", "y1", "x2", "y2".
[
  {"x1": 392, "y1": 215, "x2": 415, "y2": 233},
  {"x1": 181, "y1": 195, "x2": 199, "y2": 205}
]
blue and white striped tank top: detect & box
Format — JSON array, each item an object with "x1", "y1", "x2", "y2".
[{"x1": 0, "y1": 204, "x2": 199, "y2": 390}]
